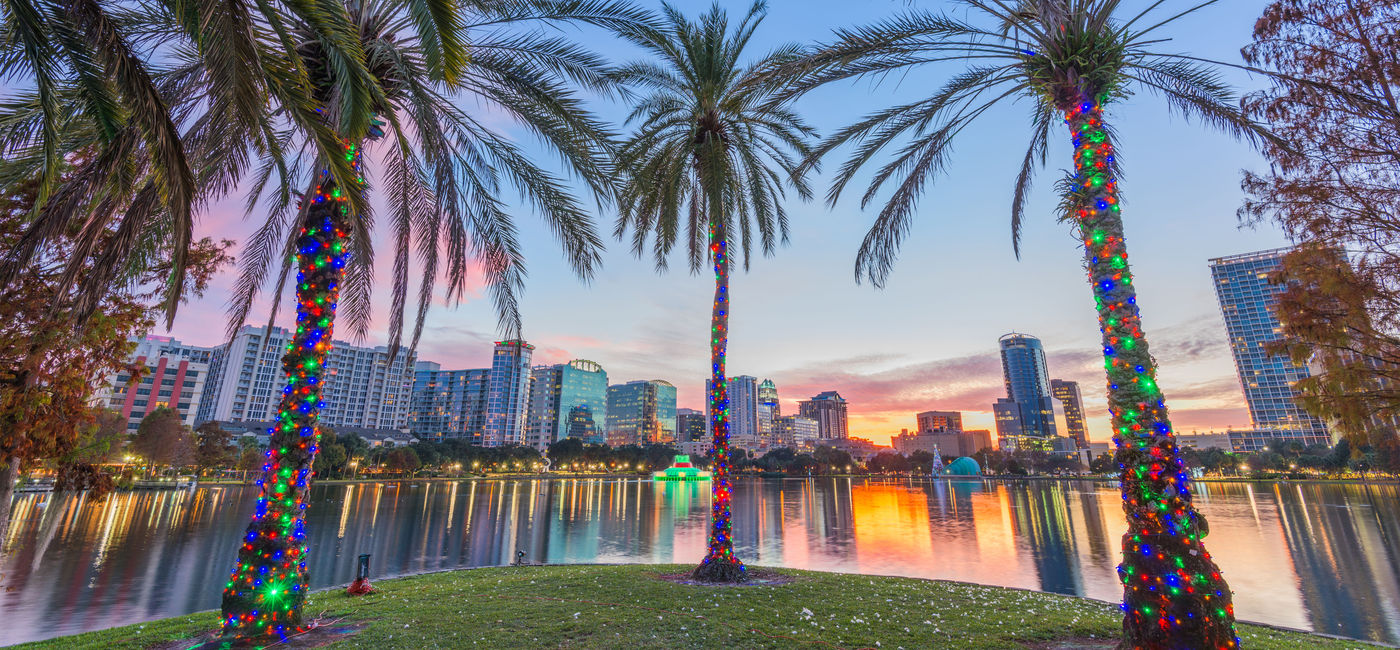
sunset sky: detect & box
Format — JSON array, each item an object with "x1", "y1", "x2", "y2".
[{"x1": 161, "y1": 0, "x2": 1287, "y2": 446}]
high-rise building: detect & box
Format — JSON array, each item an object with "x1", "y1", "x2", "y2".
[
  {"x1": 798, "y1": 391, "x2": 849, "y2": 441},
  {"x1": 995, "y1": 333, "x2": 1058, "y2": 450},
  {"x1": 525, "y1": 359, "x2": 608, "y2": 450},
  {"x1": 1050, "y1": 379, "x2": 1090, "y2": 449},
  {"x1": 481, "y1": 340, "x2": 534, "y2": 446},
  {"x1": 916, "y1": 410, "x2": 963, "y2": 433},
  {"x1": 730, "y1": 376, "x2": 760, "y2": 449},
  {"x1": 757, "y1": 379, "x2": 780, "y2": 447},
  {"x1": 409, "y1": 361, "x2": 490, "y2": 442},
  {"x1": 201, "y1": 325, "x2": 416, "y2": 430},
  {"x1": 1210, "y1": 248, "x2": 1332, "y2": 447},
  {"x1": 97, "y1": 336, "x2": 213, "y2": 431},
  {"x1": 605, "y1": 380, "x2": 677, "y2": 446},
  {"x1": 775, "y1": 415, "x2": 819, "y2": 449},
  {"x1": 676, "y1": 407, "x2": 709, "y2": 456}
]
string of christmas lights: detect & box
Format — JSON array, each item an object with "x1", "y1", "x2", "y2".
[
  {"x1": 1066, "y1": 99, "x2": 1238, "y2": 649},
  {"x1": 219, "y1": 142, "x2": 361, "y2": 641},
  {"x1": 695, "y1": 219, "x2": 746, "y2": 582}
]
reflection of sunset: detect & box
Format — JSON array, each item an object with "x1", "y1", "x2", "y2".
[
  {"x1": 850, "y1": 483, "x2": 932, "y2": 571},
  {"x1": 3, "y1": 480, "x2": 1399, "y2": 646}
]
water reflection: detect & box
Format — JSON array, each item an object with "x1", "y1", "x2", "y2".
[{"x1": 1, "y1": 478, "x2": 1397, "y2": 645}]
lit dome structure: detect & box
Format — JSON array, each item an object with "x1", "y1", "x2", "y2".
[{"x1": 944, "y1": 457, "x2": 981, "y2": 476}]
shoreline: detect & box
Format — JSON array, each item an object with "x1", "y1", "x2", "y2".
[
  {"x1": 11, "y1": 564, "x2": 1386, "y2": 649},
  {"x1": 17, "y1": 473, "x2": 1396, "y2": 494}
]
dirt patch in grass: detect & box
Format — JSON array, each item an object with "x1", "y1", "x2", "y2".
[
  {"x1": 151, "y1": 621, "x2": 367, "y2": 650},
  {"x1": 653, "y1": 567, "x2": 797, "y2": 587},
  {"x1": 1023, "y1": 638, "x2": 1118, "y2": 650}
]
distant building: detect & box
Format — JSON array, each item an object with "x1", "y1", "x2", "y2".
[
  {"x1": 826, "y1": 437, "x2": 884, "y2": 462},
  {"x1": 407, "y1": 340, "x2": 535, "y2": 446},
  {"x1": 676, "y1": 408, "x2": 709, "y2": 456},
  {"x1": 1175, "y1": 431, "x2": 1232, "y2": 451},
  {"x1": 799, "y1": 391, "x2": 849, "y2": 441},
  {"x1": 916, "y1": 410, "x2": 962, "y2": 433},
  {"x1": 1210, "y1": 248, "x2": 1332, "y2": 447},
  {"x1": 776, "y1": 415, "x2": 819, "y2": 450},
  {"x1": 727, "y1": 375, "x2": 761, "y2": 451},
  {"x1": 1227, "y1": 428, "x2": 1331, "y2": 453},
  {"x1": 1050, "y1": 379, "x2": 1089, "y2": 449},
  {"x1": 757, "y1": 378, "x2": 780, "y2": 448},
  {"x1": 892, "y1": 429, "x2": 992, "y2": 458},
  {"x1": 199, "y1": 325, "x2": 416, "y2": 431},
  {"x1": 525, "y1": 359, "x2": 608, "y2": 450},
  {"x1": 482, "y1": 340, "x2": 534, "y2": 447},
  {"x1": 605, "y1": 380, "x2": 677, "y2": 446},
  {"x1": 98, "y1": 336, "x2": 212, "y2": 431},
  {"x1": 995, "y1": 333, "x2": 1058, "y2": 450},
  {"x1": 409, "y1": 362, "x2": 489, "y2": 442}
]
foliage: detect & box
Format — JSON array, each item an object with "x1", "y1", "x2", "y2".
[
  {"x1": 11, "y1": 565, "x2": 1375, "y2": 650},
  {"x1": 312, "y1": 427, "x2": 349, "y2": 479},
  {"x1": 777, "y1": 0, "x2": 1273, "y2": 284},
  {"x1": 0, "y1": 172, "x2": 228, "y2": 488},
  {"x1": 384, "y1": 447, "x2": 422, "y2": 474},
  {"x1": 130, "y1": 406, "x2": 194, "y2": 469},
  {"x1": 1240, "y1": 2, "x2": 1400, "y2": 455},
  {"x1": 216, "y1": 0, "x2": 647, "y2": 354},
  {"x1": 195, "y1": 421, "x2": 236, "y2": 474}
]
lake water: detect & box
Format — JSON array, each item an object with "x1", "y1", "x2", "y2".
[{"x1": 2, "y1": 478, "x2": 1398, "y2": 646}]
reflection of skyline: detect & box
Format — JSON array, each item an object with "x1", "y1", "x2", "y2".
[
  {"x1": 2, "y1": 479, "x2": 1398, "y2": 646},
  {"x1": 1003, "y1": 482, "x2": 1082, "y2": 595}
]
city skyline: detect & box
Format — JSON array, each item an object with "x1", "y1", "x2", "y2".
[{"x1": 149, "y1": 0, "x2": 1282, "y2": 445}]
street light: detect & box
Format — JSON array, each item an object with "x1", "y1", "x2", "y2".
[{"x1": 349, "y1": 460, "x2": 359, "y2": 479}]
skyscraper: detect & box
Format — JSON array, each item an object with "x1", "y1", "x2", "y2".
[
  {"x1": 200, "y1": 325, "x2": 416, "y2": 430},
  {"x1": 525, "y1": 359, "x2": 608, "y2": 450},
  {"x1": 1210, "y1": 248, "x2": 1331, "y2": 445},
  {"x1": 482, "y1": 340, "x2": 534, "y2": 447},
  {"x1": 757, "y1": 378, "x2": 780, "y2": 448},
  {"x1": 727, "y1": 375, "x2": 760, "y2": 449},
  {"x1": 605, "y1": 380, "x2": 677, "y2": 446},
  {"x1": 409, "y1": 362, "x2": 490, "y2": 441},
  {"x1": 798, "y1": 391, "x2": 848, "y2": 441},
  {"x1": 996, "y1": 333, "x2": 1058, "y2": 450},
  {"x1": 1050, "y1": 379, "x2": 1090, "y2": 449}
]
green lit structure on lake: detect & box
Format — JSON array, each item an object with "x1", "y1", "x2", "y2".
[{"x1": 653, "y1": 455, "x2": 710, "y2": 481}]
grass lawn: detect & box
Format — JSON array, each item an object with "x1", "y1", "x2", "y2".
[{"x1": 15, "y1": 565, "x2": 1380, "y2": 649}]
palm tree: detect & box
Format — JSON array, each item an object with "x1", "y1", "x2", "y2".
[
  {"x1": 0, "y1": 0, "x2": 399, "y2": 326},
  {"x1": 208, "y1": 0, "x2": 645, "y2": 640},
  {"x1": 611, "y1": 0, "x2": 814, "y2": 583},
  {"x1": 779, "y1": 1, "x2": 1275, "y2": 646}
]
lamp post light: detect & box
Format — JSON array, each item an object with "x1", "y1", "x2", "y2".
[{"x1": 349, "y1": 460, "x2": 359, "y2": 479}]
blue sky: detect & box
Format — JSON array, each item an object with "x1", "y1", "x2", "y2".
[{"x1": 166, "y1": 0, "x2": 1289, "y2": 444}]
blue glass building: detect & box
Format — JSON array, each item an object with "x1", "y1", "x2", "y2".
[
  {"x1": 526, "y1": 359, "x2": 609, "y2": 450},
  {"x1": 1210, "y1": 248, "x2": 1331, "y2": 446},
  {"x1": 605, "y1": 380, "x2": 677, "y2": 446},
  {"x1": 996, "y1": 333, "x2": 1058, "y2": 450}
]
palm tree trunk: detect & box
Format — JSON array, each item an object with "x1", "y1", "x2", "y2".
[
  {"x1": 1064, "y1": 101, "x2": 1238, "y2": 648},
  {"x1": 219, "y1": 150, "x2": 355, "y2": 640},
  {"x1": 693, "y1": 219, "x2": 746, "y2": 582}
]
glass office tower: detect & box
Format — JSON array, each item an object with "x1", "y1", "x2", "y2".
[
  {"x1": 997, "y1": 333, "x2": 1058, "y2": 450},
  {"x1": 1210, "y1": 248, "x2": 1330, "y2": 446}
]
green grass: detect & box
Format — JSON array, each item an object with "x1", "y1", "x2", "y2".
[{"x1": 15, "y1": 565, "x2": 1380, "y2": 649}]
